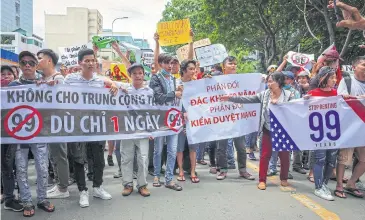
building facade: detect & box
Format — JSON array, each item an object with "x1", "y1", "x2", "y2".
[
  {"x1": 0, "y1": 29, "x2": 43, "y2": 54},
  {"x1": 1, "y1": 0, "x2": 33, "y2": 36},
  {"x1": 45, "y1": 7, "x2": 103, "y2": 52}
]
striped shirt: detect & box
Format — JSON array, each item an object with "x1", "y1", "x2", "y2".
[{"x1": 64, "y1": 72, "x2": 105, "y2": 88}]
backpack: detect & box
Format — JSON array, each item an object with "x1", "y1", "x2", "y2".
[{"x1": 342, "y1": 71, "x2": 352, "y2": 94}]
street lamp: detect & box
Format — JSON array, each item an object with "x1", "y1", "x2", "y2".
[{"x1": 111, "y1": 17, "x2": 129, "y2": 60}]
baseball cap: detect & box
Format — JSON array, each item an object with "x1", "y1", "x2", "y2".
[
  {"x1": 19, "y1": 51, "x2": 38, "y2": 62},
  {"x1": 285, "y1": 65, "x2": 301, "y2": 72},
  {"x1": 171, "y1": 56, "x2": 179, "y2": 63},
  {"x1": 127, "y1": 63, "x2": 145, "y2": 74},
  {"x1": 322, "y1": 50, "x2": 343, "y2": 61},
  {"x1": 267, "y1": 65, "x2": 277, "y2": 72},
  {"x1": 282, "y1": 71, "x2": 295, "y2": 79},
  {"x1": 297, "y1": 70, "x2": 309, "y2": 77}
]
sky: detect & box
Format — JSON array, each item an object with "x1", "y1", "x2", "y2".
[{"x1": 33, "y1": 0, "x2": 168, "y2": 49}]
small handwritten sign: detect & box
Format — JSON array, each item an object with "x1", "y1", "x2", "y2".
[
  {"x1": 195, "y1": 44, "x2": 228, "y2": 67},
  {"x1": 176, "y1": 38, "x2": 211, "y2": 62},
  {"x1": 59, "y1": 43, "x2": 92, "y2": 67},
  {"x1": 157, "y1": 19, "x2": 191, "y2": 46}
]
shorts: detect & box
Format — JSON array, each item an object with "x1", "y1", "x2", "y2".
[
  {"x1": 177, "y1": 131, "x2": 198, "y2": 153},
  {"x1": 337, "y1": 147, "x2": 365, "y2": 166}
]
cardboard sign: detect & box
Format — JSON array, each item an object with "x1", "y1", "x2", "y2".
[
  {"x1": 195, "y1": 44, "x2": 228, "y2": 67},
  {"x1": 176, "y1": 38, "x2": 211, "y2": 62},
  {"x1": 287, "y1": 51, "x2": 314, "y2": 70},
  {"x1": 157, "y1": 19, "x2": 192, "y2": 46},
  {"x1": 110, "y1": 63, "x2": 131, "y2": 83},
  {"x1": 59, "y1": 43, "x2": 93, "y2": 67},
  {"x1": 142, "y1": 52, "x2": 154, "y2": 65}
]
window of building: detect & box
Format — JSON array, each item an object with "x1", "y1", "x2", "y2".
[
  {"x1": 1, "y1": 35, "x2": 15, "y2": 45},
  {"x1": 15, "y1": 2, "x2": 20, "y2": 14},
  {"x1": 34, "y1": 41, "x2": 39, "y2": 47},
  {"x1": 21, "y1": 37, "x2": 26, "y2": 43},
  {"x1": 15, "y1": 16, "x2": 20, "y2": 27}
]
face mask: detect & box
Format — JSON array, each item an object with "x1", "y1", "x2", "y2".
[{"x1": 160, "y1": 69, "x2": 170, "y2": 77}]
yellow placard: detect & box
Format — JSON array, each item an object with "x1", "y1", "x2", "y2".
[
  {"x1": 110, "y1": 63, "x2": 131, "y2": 83},
  {"x1": 157, "y1": 19, "x2": 192, "y2": 46}
]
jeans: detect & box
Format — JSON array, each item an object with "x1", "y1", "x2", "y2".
[
  {"x1": 49, "y1": 143, "x2": 69, "y2": 191},
  {"x1": 153, "y1": 134, "x2": 178, "y2": 184},
  {"x1": 121, "y1": 139, "x2": 149, "y2": 189},
  {"x1": 259, "y1": 129, "x2": 289, "y2": 183},
  {"x1": 313, "y1": 149, "x2": 338, "y2": 189},
  {"x1": 177, "y1": 132, "x2": 198, "y2": 153},
  {"x1": 1, "y1": 144, "x2": 17, "y2": 202},
  {"x1": 68, "y1": 141, "x2": 105, "y2": 192},
  {"x1": 209, "y1": 141, "x2": 217, "y2": 167},
  {"x1": 16, "y1": 144, "x2": 48, "y2": 203},
  {"x1": 217, "y1": 136, "x2": 247, "y2": 172},
  {"x1": 245, "y1": 132, "x2": 258, "y2": 149},
  {"x1": 292, "y1": 151, "x2": 303, "y2": 169},
  {"x1": 114, "y1": 140, "x2": 122, "y2": 170},
  {"x1": 196, "y1": 143, "x2": 206, "y2": 161},
  {"x1": 227, "y1": 139, "x2": 235, "y2": 166},
  {"x1": 269, "y1": 151, "x2": 279, "y2": 172}
]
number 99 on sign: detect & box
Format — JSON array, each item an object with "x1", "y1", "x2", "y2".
[{"x1": 309, "y1": 110, "x2": 341, "y2": 142}]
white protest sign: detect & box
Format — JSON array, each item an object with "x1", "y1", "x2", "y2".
[
  {"x1": 59, "y1": 43, "x2": 93, "y2": 67},
  {"x1": 269, "y1": 96, "x2": 365, "y2": 151},
  {"x1": 341, "y1": 65, "x2": 354, "y2": 73},
  {"x1": 142, "y1": 52, "x2": 154, "y2": 65},
  {"x1": 195, "y1": 44, "x2": 228, "y2": 67},
  {"x1": 176, "y1": 38, "x2": 211, "y2": 62},
  {"x1": 182, "y1": 74, "x2": 263, "y2": 144},
  {"x1": 287, "y1": 51, "x2": 314, "y2": 70}
]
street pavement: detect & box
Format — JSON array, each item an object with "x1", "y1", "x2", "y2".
[{"x1": 1, "y1": 151, "x2": 364, "y2": 220}]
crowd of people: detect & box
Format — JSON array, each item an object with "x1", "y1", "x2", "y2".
[{"x1": 1, "y1": 0, "x2": 365, "y2": 218}]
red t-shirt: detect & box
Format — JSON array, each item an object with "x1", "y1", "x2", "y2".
[{"x1": 308, "y1": 88, "x2": 337, "y2": 97}]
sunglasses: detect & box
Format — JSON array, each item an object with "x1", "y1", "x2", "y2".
[{"x1": 20, "y1": 60, "x2": 37, "y2": 67}]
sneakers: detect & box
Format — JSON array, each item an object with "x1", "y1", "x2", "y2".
[
  {"x1": 314, "y1": 186, "x2": 334, "y2": 201},
  {"x1": 303, "y1": 164, "x2": 310, "y2": 170},
  {"x1": 248, "y1": 152, "x2": 256, "y2": 160},
  {"x1": 107, "y1": 155, "x2": 114, "y2": 166},
  {"x1": 113, "y1": 170, "x2": 122, "y2": 178},
  {"x1": 267, "y1": 170, "x2": 277, "y2": 176},
  {"x1": 356, "y1": 181, "x2": 365, "y2": 191},
  {"x1": 138, "y1": 186, "x2": 151, "y2": 197},
  {"x1": 293, "y1": 168, "x2": 307, "y2": 174},
  {"x1": 79, "y1": 190, "x2": 89, "y2": 208},
  {"x1": 216, "y1": 172, "x2": 227, "y2": 180},
  {"x1": 46, "y1": 187, "x2": 70, "y2": 199},
  {"x1": 122, "y1": 186, "x2": 133, "y2": 196},
  {"x1": 4, "y1": 199, "x2": 24, "y2": 212},
  {"x1": 93, "y1": 186, "x2": 112, "y2": 200}
]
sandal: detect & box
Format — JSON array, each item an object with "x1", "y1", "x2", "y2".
[
  {"x1": 153, "y1": 177, "x2": 161, "y2": 187},
  {"x1": 165, "y1": 182, "x2": 183, "y2": 191},
  {"x1": 344, "y1": 187, "x2": 364, "y2": 198},
  {"x1": 37, "y1": 200, "x2": 55, "y2": 212},
  {"x1": 198, "y1": 161, "x2": 207, "y2": 165},
  {"x1": 23, "y1": 204, "x2": 35, "y2": 217},
  {"x1": 307, "y1": 176, "x2": 314, "y2": 183},
  {"x1": 177, "y1": 175, "x2": 186, "y2": 181},
  {"x1": 334, "y1": 190, "x2": 347, "y2": 199},
  {"x1": 191, "y1": 176, "x2": 200, "y2": 183}
]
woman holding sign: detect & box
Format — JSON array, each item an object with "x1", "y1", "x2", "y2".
[{"x1": 221, "y1": 72, "x2": 293, "y2": 190}]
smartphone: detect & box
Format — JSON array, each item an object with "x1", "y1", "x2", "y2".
[{"x1": 333, "y1": 0, "x2": 343, "y2": 23}]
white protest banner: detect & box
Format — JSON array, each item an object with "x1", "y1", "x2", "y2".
[
  {"x1": 176, "y1": 38, "x2": 211, "y2": 62},
  {"x1": 287, "y1": 51, "x2": 314, "y2": 70},
  {"x1": 341, "y1": 65, "x2": 354, "y2": 72},
  {"x1": 269, "y1": 96, "x2": 365, "y2": 151},
  {"x1": 1, "y1": 85, "x2": 183, "y2": 144},
  {"x1": 195, "y1": 44, "x2": 228, "y2": 67},
  {"x1": 142, "y1": 52, "x2": 154, "y2": 65},
  {"x1": 59, "y1": 43, "x2": 93, "y2": 67},
  {"x1": 182, "y1": 74, "x2": 263, "y2": 144}
]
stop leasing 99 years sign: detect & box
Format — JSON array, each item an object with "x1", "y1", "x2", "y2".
[{"x1": 4, "y1": 105, "x2": 43, "y2": 140}]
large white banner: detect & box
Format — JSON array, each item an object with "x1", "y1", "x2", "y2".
[
  {"x1": 182, "y1": 74, "x2": 263, "y2": 144},
  {"x1": 269, "y1": 96, "x2": 365, "y2": 151},
  {"x1": 1, "y1": 85, "x2": 182, "y2": 144},
  {"x1": 195, "y1": 44, "x2": 228, "y2": 67}
]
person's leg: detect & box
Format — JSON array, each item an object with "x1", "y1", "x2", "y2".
[
  {"x1": 121, "y1": 140, "x2": 135, "y2": 189},
  {"x1": 88, "y1": 141, "x2": 105, "y2": 188},
  {"x1": 227, "y1": 139, "x2": 235, "y2": 168},
  {"x1": 69, "y1": 143, "x2": 87, "y2": 192},
  {"x1": 135, "y1": 139, "x2": 149, "y2": 189},
  {"x1": 148, "y1": 139, "x2": 154, "y2": 174},
  {"x1": 115, "y1": 140, "x2": 122, "y2": 170},
  {"x1": 209, "y1": 141, "x2": 217, "y2": 167},
  {"x1": 2, "y1": 145, "x2": 17, "y2": 203},
  {"x1": 259, "y1": 130, "x2": 272, "y2": 184},
  {"x1": 234, "y1": 136, "x2": 250, "y2": 176},
  {"x1": 216, "y1": 139, "x2": 228, "y2": 176},
  {"x1": 15, "y1": 145, "x2": 31, "y2": 203},
  {"x1": 86, "y1": 143, "x2": 93, "y2": 180},
  {"x1": 268, "y1": 151, "x2": 279, "y2": 174},
  {"x1": 48, "y1": 143, "x2": 69, "y2": 192},
  {"x1": 176, "y1": 132, "x2": 186, "y2": 179},
  {"x1": 153, "y1": 136, "x2": 164, "y2": 179},
  {"x1": 323, "y1": 150, "x2": 338, "y2": 186},
  {"x1": 336, "y1": 148, "x2": 353, "y2": 196},
  {"x1": 165, "y1": 134, "x2": 178, "y2": 185},
  {"x1": 31, "y1": 144, "x2": 50, "y2": 205},
  {"x1": 346, "y1": 147, "x2": 365, "y2": 190},
  {"x1": 107, "y1": 140, "x2": 114, "y2": 166},
  {"x1": 189, "y1": 144, "x2": 198, "y2": 179},
  {"x1": 278, "y1": 151, "x2": 290, "y2": 182},
  {"x1": 313, "y1": 150, "x2": 326, "y2": 189}
]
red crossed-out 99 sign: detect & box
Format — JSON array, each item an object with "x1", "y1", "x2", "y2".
[
  {"x1": 164, "y1": 108, "x2": 184, "y2": 132},
  {"x1": 4, "y1": 105, "x2": 43, "y2": 140},
  {"x1": 290, "y1": 53, "x2": 310, "y2": 66}
]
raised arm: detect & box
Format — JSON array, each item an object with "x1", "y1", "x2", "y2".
[
  {"x1": 187, "y1": 29, "x2": 194, "y2": 60},
  {"x1": 153, "y1": 33, "x2": 161, "y2": 72},
  {"x1": 221, "y1": 91, "x2": 264, "y2": 104},
  {"x1": 276, "y1": 54, "x2": 288, "y2": 72},
  {"x1": 111, "y1": 42, "x2": 131, "y2": 68}
]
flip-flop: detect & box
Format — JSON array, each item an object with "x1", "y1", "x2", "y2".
[
  {"x1": 307, "y1": 176, "x2": 314, "y2": 183},
  {"x1": 191, "y1": 176, "x2": 200, "y2": 183},
  {"x1": 177, "y1": 175, "x2": 186, "y2": 181},
  {"x1": 344, "y1": 188, "x2": 364, "y2": 198},
  {"x1": 334, "y1": 190, "x2": 347, "y2": 199},
  {"x1": 153, "y1": 178, "x2": 161, "y2": 187}
]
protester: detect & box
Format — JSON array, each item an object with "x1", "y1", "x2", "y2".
[
  {"x1": 335, "y1": 56, "x2": 365, "y2": 198},
  {"x1": 64, "y1": 48, "x2": 117, "y2": 207},
  {"x1": 10, "y1": 65, "x2": 20, "y2": 79},
  {"x1": 176, "y1": 59, "x2": 200, "y2": 183},
  {"x1": 8, "y1": 51, "x2": 55, "y2": 217},
  {"x1": 121, "y1": 63, "x2": 153, "y2": 197},
  {"x1": 1, "y1": 65, "x2": 16, "y2": 87},
  {"x1": 221, "y1": 72, "x2": 292, "y2": 190},
  {"x1": 171, "y1": 57, "x2": 181, "y2": 79},
  {"x1": 150, "y1": 33, "x2": 183, "y2": 191},
  {"x1": 306, "y1": 66, "x2": 338, "y2": 201}
]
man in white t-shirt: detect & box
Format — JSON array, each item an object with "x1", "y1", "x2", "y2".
[{"x1": 335, "y1": 56, "x2": 365, "y2": 198}]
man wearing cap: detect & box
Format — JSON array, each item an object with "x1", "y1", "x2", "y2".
[
  {"x1": 120, "y1": 63, "x2": 153, "y2": 197},
  {"x1": 8, "y1": 51, "x2": 55, "y2": 216}
]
